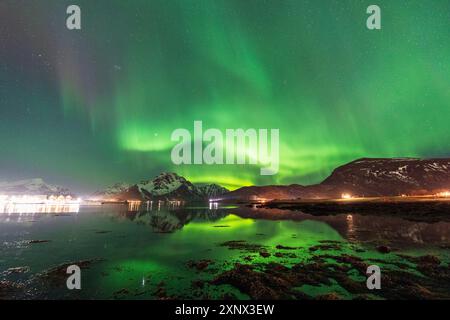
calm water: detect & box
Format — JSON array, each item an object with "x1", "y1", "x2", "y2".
[{"x1": 1, "y1": 204, "x2": 449, "y2": 299}]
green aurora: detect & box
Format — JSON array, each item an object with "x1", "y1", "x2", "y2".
[{"x1": 0, "y1": 0, "x2": 449, "y2": 191}]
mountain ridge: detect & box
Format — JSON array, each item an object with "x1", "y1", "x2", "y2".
[{"x1": 221, "y1": 157, "x2": 450, "y2": 201}]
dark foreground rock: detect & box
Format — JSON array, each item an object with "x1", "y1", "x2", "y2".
[
  {"x1": 0, "y1": 281, "x2": 26, "y2": 299},
  {"x1": 212, "y1": 263, "x2": 307, "y2": 300},
  {"x1": 187, "y1": 260, "x2": 215, "y2": 271},
  {"x1": 211, "y1": 253, "x2": 450, "y2": 300}
]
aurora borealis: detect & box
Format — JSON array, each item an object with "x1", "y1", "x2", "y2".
[{"x1": 1, "y1": 0, "x2": 449, "y2": 192}]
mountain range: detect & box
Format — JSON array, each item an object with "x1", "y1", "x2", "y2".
[
  {"x1": 2, "y1": 158, "x2": 449, "y2": 202},
  {"x1": 91, "y1": 172, "x2": 229, "y2": 202}
]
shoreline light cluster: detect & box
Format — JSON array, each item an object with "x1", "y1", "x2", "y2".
[
  {"x1": 0, "y1": 195, "x2": 82, "y2": 215},
  {"x1": 0, "y1": 195, "x2": 82, "y2": 205}
]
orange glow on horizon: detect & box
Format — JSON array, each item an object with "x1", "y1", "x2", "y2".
[{"x1": 436, "y1": 191, "x2": 450, "y2": 198}]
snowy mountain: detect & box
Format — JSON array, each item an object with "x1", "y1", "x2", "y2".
[
  {"x1": 138, "y1": 173, "x2": 197, "y2": 197},
  {"x1": 195, "y1": 184, "x2": 229, "y2": 199},
  {"x1": 0, "y1": 178, "x2": 70, "y2": 196},
  {"x1": 138, "y1": 172, "x2": 204, "y2": 201},
  {"x1": 93, "y1": 173, "x2": 229, "y2": 202}
]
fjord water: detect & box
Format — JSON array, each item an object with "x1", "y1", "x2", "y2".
[{"x1": 1, "y1": 204, "x2": 449, "y2": 299}]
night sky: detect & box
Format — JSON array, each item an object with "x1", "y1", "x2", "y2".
[{"x1": 0, "y1": 0, "x2": 449, "y2": 192}]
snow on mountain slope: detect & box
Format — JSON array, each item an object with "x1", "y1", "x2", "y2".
[
  {"x1": 0, "y1": 178, "x2": 70, "y2": 195},
  {"x1": 93, "y1": 173, "x2": 229, "y2": 202},
  {"x1": 195, "y1": 184, "x2": 229, "y2": 199},
  {"x1": 321, "y1": 158, "x2": 450, "y2": 196},
  {"x1": 222, "y1": 158, "x2": 450, "y2": 200},
  {"x1": 91, "y1": 182, "x2": 131, "y2": 199},
  {"x1": 138, "y1": 173, "x2": 196, "y2": 196}
]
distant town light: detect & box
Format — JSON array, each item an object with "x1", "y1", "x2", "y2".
[
  {"x1": 209, "y1": 201, "x2": 218, "y2": 210},
  {"x1": 341, "y1": 193, "x2": 353, "y2": 200},
  {"x1": 436, "y1": 191, "x2": 450, "y2": 198}
]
